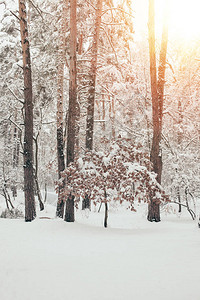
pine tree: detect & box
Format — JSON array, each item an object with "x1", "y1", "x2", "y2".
[
  {"x1": 19, "y1": 0, "x2": 36, "y2": 221},
  {"x1": 85, "y1": 0, "x2": 103, "y2": 150},
  {"x1": 147, "y1": 0, "x2": 168, "y2": 222},
  {"x1": 65, "y1": 0, "x2": 78, "y2": 222},
  {"x1": 56, "y1": 0, "x2": 68, "y2": 218}
]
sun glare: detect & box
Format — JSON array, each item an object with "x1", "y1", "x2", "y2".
[
  {"x1": 156, "y1": 0, "x2": 200, "y2": 41},
  {"x1": 134, "y1": 0, "x2": 200, "y2": 42}
]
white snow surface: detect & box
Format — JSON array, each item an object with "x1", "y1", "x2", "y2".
[{"x1": 0, "y1": 194, "x2": 200, "y2": 300}]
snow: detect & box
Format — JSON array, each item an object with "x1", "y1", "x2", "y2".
[{"x1": 0, "y1": 195, "x2": 200, "y2": 300}]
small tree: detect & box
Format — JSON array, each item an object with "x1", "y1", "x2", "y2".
[{"x1": 58, "y1": 138, "x2": 169, "y2": 227}]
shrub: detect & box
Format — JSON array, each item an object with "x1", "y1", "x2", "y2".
[
  {"x1": 57, "y1": 138, "x2": 170, "y2": 227},
  {"x1": 0, "y1": 208, "x2": 24, "y2": 219}
]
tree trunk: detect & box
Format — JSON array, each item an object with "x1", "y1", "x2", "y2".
[
  {"x1": 82, "y1": 193, "x2": 91, "y2": 210},
  {"x1": 34, "y1": 176, "x2": 44, "y2": 211},
  {"x1": 12, "y1": 109, "x2": 19, "y2": 197},
  {"x1": 65, "y1": 0, "x2": 77, "y2": 222},
  {"x1": 147, "y1": 0, "x2": 168, "y2": 222},
  {"x1": 177, "y1": 186, "x2": 181, "y2": 213},
  {"x1": 56, "y1": 0, "x2": 68, "y2": 218},
  {"x1": 19, "y1": 0, "x2": 36, "y2": 222},
  {"x1": 64, "y1": 194, "x2": 75, "y2": 222},
  {"x1": 104, "y1": 202, "x2": 108, "y2": 228},
  {"x1": 34, "y1": 136, "x2": 44, "y2": 211},
  {"x1": 67, "y1": 0, "x2": 77, "y2": 165},
  {"x1": 3, "y1": 186, "x2": 14, "y2": 210},
  {"x1": 110, "y1": 96, "x2": 115, "y2": 139},
  {"x1": 157, "y1": 2, "x2": 168, "y2": 131},
  {"x1": 56, "y1": 127, "x2": 65, "y2": 217},
  {"x1": 85, "y1": 0, "x2": 103, "y2": 150},
  {"x1": 147, "y1": 200, "x2": 160, "y2": 222},
  {"x1": 148, "y1": 0, "x2": 160, "y2": 222}
]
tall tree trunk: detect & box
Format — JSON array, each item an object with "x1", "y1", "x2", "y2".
[
  {"x1": 157, "y1": 3, "x2": 168, "y2": 132},
  {"x1": 148, "y1": 0, "x2": 160, "y2": 222},
  {"x1": 176, "y1": 98, "x2": 183, "y2": 213},
  {"x1": 65, "y1": 0, "x2": 77, "y2": 222},
  {"x1": 147, "y1": 0, "x2": 168, "y2": 222},
  {"x1": 12, "y1": 108, "x2": 19, "y2": 197},
  {"x1": 19, "y1": 0, "x2": 36, "y2": 222},
  {"x1": 66, "y1": 0, "x2": 77, "y2": 166},
  {"x1": 110, "y1": 96, "x2": 115, "y2": 139},
  {"x1": 85, "y1": 0, "x2": 103, "y2": 150},
  {"x1": 56, "y1": 0, "x2": 68, "y2": 218}
]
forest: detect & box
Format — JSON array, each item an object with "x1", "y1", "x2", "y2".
[{"x1": 0, "y1": 0, "x2": 200, "y2": 299}]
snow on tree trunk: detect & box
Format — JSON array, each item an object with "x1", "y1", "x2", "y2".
[
  {"x1": 34, "y1": 135, "x2": 44, "y2": 211},
  {"x1": 67, "y1": 0, "x2": 77, "y2": 166},
  {"x1": 64, "y1": 194, "x2": 75, "y2": 222},
  {"x1": 82, "y1": 193, "x2": 91, "y2": 210},
  {"x1": 19, "y1": 0, "x2": 36, "y2": 222},
  {"x1": 85, "y1": 0, "x2": 103, "y2": 150},
  {"x1": 56, "y1": 0, "x2": 68, "y2": 218},
  {"x1": 65, "y1": 0, "x2": 77, "y2": 222},
  {"x1": 148, "y1": 0, "x2": 168, "y2": 222},
  {"x1": 104, "y1": 202, "x2": 108, "y2": 228}
]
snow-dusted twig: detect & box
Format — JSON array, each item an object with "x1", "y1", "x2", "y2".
[
  {"x1": 101, "y1": 7, "x2": 134, "y2": 18},
  {"x1": 10, "y1": 10, "x2": 20, "y2": 21},
  {"x1": 173, "y1": 201, "x2": 196, "y2": 220},
  {"x1": 7, "y1": 87, "x2": 24, "y2": 105}
]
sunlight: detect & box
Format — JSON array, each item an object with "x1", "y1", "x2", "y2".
[
  {"x1": 156, "y1": 0, "x2": 200, "y2": 40},
  {"x1": 133, "y1": 0, "x2": 200, "y2": 42}
]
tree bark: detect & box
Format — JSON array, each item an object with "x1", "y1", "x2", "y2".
[
  {"x1": 148, "y1": 0, "x2": 160, "y2": 222},
  {"x1": 65, "y1": 0, "x2": 77, "y2": 222},
  {"x1": 34, "y1": 136, "x2": 44, "y2": 211},
  {"x1": 85, "y1": 0, "x2": 103, "y2": 150},
  {"x1": 157, "y1": 3, "x2": 168, "y2": 131},
  {"x1": 64, "y1": 194, "x2": 75, "y2": 222},
  {"x1": 12, "y1": 108, "x2": 19, "y2": 197},
  {"x1": 56, "y1": 0, "x2": 68, "y2": 218},
  {"x1": 67, "y1": 0, "x2": 77, "y2": 165},
  {"x1": 82, "y1": 193, "x2": 91, "y2": 210},
  {"x1": 19, "y1": 0, "x2": 36, "y2": 222},
  {"x1": 104, "y1": 202, "x2": 108, "y2": 228},
  {"x1": 147, "y1": 0, "x2": 168, "y2": 222}
]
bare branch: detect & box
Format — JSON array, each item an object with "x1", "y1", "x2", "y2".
[
  {"x1": 10, "y1": 10, "x2": 20, "y2": 21},
  {"x1": 85, "y1": 0, "x2": 96, "y2": 10},
  {"x1": 101, "y1": 22, "x2": 124, "y2": 26},
  {"x1": 0, "y1": 1, "x2": 6, "y2": 9},
  {"x1": 7, "y1": 87, "x2": 24, "y2": 104},
  {"x1": 100, "y1": 26, "x2": 120, "y2": 67},
  {"x1": 173, "y1": 201, "x2": 196, "y2": 220},
  {"x1": 17, "y1": 64, "x2": 23, "y2": 70},
  {"x1": 8, "y1": 117, "x2": 22, "y2": 132},
  {"x1": 28, "y1": 0, "x2": 44, "y2": 19},
  {"x1": 101, "y1": 7, "x2": 134, "y2": 18}
]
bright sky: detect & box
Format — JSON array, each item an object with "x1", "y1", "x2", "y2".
[
  {"x1": 1, "y1": 0, "x2": 200, "y2": 44},
  {"x1": 133, "y1": 0, "x2": 200, "y2": 42}
]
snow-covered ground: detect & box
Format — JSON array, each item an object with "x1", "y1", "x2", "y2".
[{"x1": 0, "y1": 192, "x2": 200, "y2": 300}]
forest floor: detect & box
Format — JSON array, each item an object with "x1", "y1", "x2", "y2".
[{"x1": 0, "y1": 191, "x2": 200, "y2": 300}]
